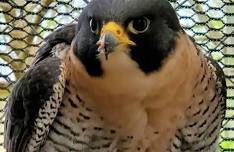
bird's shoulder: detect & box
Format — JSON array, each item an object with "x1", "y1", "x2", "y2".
[{"x1": 33, "y1": 23, "x2": 77, "y2": 64}]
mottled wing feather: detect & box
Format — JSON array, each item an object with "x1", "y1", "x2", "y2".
[
  {"x1": 191, "y1": 40, "x2": 226, "y2": 118},
  {"x1": 4, "y1": 57, "x2": 64, "y2": 152},
  {"x1": 207, "y1": 57, "x2": 227, "y2": 118},
  {"x1": 4, "y1": 24, "x2": 77, "y2": 152}
]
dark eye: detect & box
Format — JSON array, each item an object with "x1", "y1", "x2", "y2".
[
  {"x1": 90, "y1": 18, "x2": 98, "y2": 34},
  {"x1": 128, "y1": 17, "x2": 150, "y2": 34}
]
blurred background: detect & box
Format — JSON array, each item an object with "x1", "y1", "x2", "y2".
[{"x1": 0, "y1": 0, "x2": 233, "y2": 151}]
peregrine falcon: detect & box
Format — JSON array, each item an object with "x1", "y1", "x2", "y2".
[{"x1": 4, "y1": 0, "x2": 226, "y2": 151}]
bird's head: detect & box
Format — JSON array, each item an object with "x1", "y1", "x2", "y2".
[{"x1": 72, "y1": 0, "x2": 182, "y2": 76}]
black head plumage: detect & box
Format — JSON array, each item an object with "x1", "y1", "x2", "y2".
[{"x1": 73, "y1": 0, "x2": 182, "y2": 76}]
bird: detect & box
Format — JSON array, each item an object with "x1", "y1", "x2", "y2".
[{"x1": 4, "y1": 0, "x2": 226, "y2": 151}]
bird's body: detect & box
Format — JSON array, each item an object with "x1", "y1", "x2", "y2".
[{"x1": 4, "y1": 0, "x2": 226, "y2": 152}]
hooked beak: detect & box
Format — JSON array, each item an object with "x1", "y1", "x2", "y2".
[{"x1": 96, "y1": 22, "x2": 135, "y2": 60}]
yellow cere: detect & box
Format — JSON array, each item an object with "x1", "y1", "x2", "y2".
[{"x1": 101, "y1": 22, "x2": 136, "y2": 46}]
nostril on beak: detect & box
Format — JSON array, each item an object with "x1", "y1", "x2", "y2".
[{"x1": 116, "y1": 30, "x2": 121, "y2": 35}]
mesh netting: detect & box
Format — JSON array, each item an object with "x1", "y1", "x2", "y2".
[{"x1": 0, "y1": 0, "x2": 233, "y2": 151}]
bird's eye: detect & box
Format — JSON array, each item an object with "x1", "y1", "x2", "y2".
[
  {"x1": 90, "y1": 18, "x2": 99, "y2": 34},
  {"x1": 128, "y1": 17, "x2": 150, "y2": 34}
]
